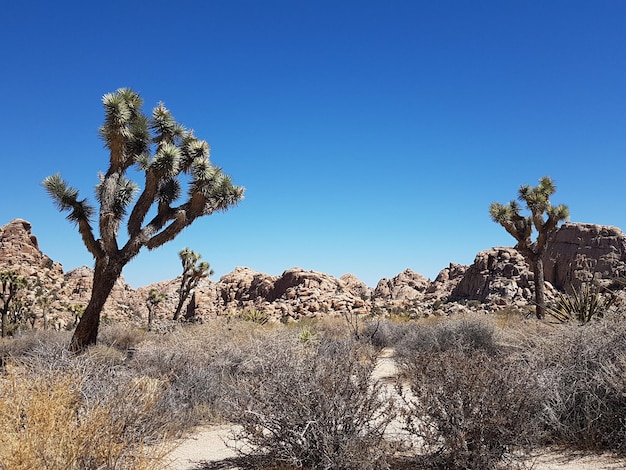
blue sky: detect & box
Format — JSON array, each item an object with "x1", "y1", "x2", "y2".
[{"x1": 1, "y1": 1, "x2": 625, "y2": 288}]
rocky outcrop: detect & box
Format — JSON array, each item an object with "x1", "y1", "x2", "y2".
[
  {"x1": 0, "y1": 219, "x2": 63, "y2": 278},
  {"x1": 450, "y1": 247, "x2": 540, "y2": 307},
  {"x1": 544, "y1": 223, "x2": 626, "y2": 289},
  {"x1": 4, "y1": 218, "x2": 626, "y2": 329},
  {"x1": 185, "y1": 267, "x2": 372, "y2": 321}
]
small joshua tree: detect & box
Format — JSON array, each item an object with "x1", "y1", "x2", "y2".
[
  {"x1": 43, "y1": 88, "x2": 243, "y2": 351},
  {"x1": 146, "y1": 288, "x2": 165, "y2": 330},
  {"x1": 0, "y1": 271, "x2": 26, "y2": 337},
  {"x1": 173, "y1": 248, "x2": 214, "y2": 320},
  {"x1": 490, "y1": 176, "x2": 569, "y2": 319}
]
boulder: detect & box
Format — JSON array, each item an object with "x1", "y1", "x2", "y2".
[{"x1": 544, "y1": 223, "x2": 626, "y2": 289}]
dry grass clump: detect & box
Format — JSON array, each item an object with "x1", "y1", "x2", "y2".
[
  {"x1": 0, "y1": 365, "x2": 171, "y2": 470},
  {"x1": 220, "y1": 334, "x2": 397, "y2": 470}
]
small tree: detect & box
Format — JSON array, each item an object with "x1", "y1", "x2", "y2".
[
  {"x1": 68, "y1": 303, "x2": 85, "y2": 328},
  {"x1": 173, "y1": 248, "x2": 214, "y2": 320},
  {"x1": 146, "y1": 288, "x2": 165, "y2": 330},
  {"x1": 43, "y1": 88, "x2": 244, "y2": 351},
  {"x1": 490, "y1": 176, "x2": 569, "y2": 319},
  {"x1": 0, "y1": 271, "x2": 26, "y2": 337},
  {"x1": 34, "y1": 285, "x2": 56, "y2": 330}
]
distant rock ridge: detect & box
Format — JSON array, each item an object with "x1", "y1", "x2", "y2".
[{"x1": 1, "y1": 218, "x2": 626, "y2": 328}]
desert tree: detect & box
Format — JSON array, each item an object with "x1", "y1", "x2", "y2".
[
  {"x1": 146, "y1": 288, "x2": 165, "y2": 330},
  {"x1": 0, "y1": 270, "x2": 26, "y2": 337},
  {"x1": 173, "y1": 247, "x2": 214, "y2": 320},
  {"x1": 43, "y1": 88, "x2": 244, "y2": 351},
  {"x1": 490, "y1": 176, "x2": 569, "y2": 319}
]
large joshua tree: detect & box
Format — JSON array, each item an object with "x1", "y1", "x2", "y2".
[
  {"x1": 43, "y1": 88, "x2": 244, "y2": 351},
  {"x1": 489, "y1": 176, "x2": 569, "y2": 319}
]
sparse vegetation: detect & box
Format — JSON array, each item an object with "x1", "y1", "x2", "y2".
[{"x1": 1, "y1": 311, "x2": 626, "y2": 468}]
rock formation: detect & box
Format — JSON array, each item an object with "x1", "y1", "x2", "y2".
[
  {"x1": 544, "y1": 223, "x2": 626, "y2": 290},
  {"x1": 450, "y1": 247, "x2": 540, "y2": 307},
  {"x1": 2, "y1": 217, "x2": 626, "y2": 330}
]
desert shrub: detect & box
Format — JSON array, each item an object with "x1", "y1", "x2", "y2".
[
  {"x1": 398, "y1": 348, "x2": 540, "y2": 469},
  {"x1": 361, "y1": 318, "x2": 414, "y2": 348},
  {"x1": 0, "y1": 329, "x2": 70, "y2": 366},
  {"x1": 98, "y1": 323, "x2": 147, "y2": 350},
  {"x1": 123, "y1": 320, "x2": 274, "y2": 433},
  {"x1": 537, "y1": 319, "x2": 626, "y2": 451},
  {"x1": 220, "y1": 335, "x2": 397, "y2": 470},
  {"x1": 394, "y1": 316, "x2": 501, "y2": 366},
  {"x1": 0, "y1": 364, "x2": 171, "y2": 470}
]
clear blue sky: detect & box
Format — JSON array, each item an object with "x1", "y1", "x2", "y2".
[{"x1": 1, "y1": 1, "x2": 625, "y2": 288}]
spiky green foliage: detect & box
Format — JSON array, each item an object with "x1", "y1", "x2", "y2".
[
  {"x1": 146, "y1": 288, "x2": 166, "y2": 330},
  {"x1": 43, "y1": 88, "x2": 244, "y2": 351},
  {"x1": 546, "y1": 283, "x2": 617, "y2": 324},
  {"x1": 489, "y1": 176, "x2": 569, "y2": 319},
  {"x1": 173, "y1": 248, "x2": 215, "y2": 321}
]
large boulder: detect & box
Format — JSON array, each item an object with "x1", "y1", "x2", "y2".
[
  {"x1": 544, "y1": 223, "x2": 626, "y2": 289},
  {"x1": 450, "y1": 247, "x2": 537, "y2": 306}
]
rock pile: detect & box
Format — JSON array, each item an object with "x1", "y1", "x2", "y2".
[{"x1": 2, "y1": 218, "x2": 626, "y2": 329}]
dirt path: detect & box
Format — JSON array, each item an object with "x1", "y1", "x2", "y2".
[{"x1": 166, "y1": 348, "x2": 626, "y2": 470}]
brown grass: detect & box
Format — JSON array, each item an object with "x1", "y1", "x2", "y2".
[{"x1": 0, "y1": 365, "x2": 172, "y2": 470}]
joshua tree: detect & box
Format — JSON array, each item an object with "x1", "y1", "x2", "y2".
[
  {"x1": 173, "y1": 247, "x2": 214, "y2": 320},
  {"x1": 146, "y1": 288, "x2": 165, "y2": 330},
  {"x1": 489, "y1": 176, "x2": 569, "y2": 319},
  {"x1": 0, "y1": 270, "x2": 26, "y2": 337},
  {"x1": 68, "y1": 303, "x2": 85, "y2": 328},
  {"x1": 43, "y1": 88, "x2": 244, "y2": 351},
  {"x1": 34, "y1": 285, "x2": 57, "y2": 330}
]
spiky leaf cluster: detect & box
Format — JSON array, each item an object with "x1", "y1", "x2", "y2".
[
  {"x1": 489, "y1": 176, "x2": 569, "y2": 252},
  {"x1": 43, "y1": 88, "x2": 244, "y2": 263}
]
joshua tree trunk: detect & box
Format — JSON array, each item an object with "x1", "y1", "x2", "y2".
[
  {"x1": 532, "y1": 256, "x2": 546, "y2": 320},
  {"x1": 70, "y1": 259, "x2": 122, "y2": 352},
  {"x1": 1, "y1": 310, "x2": 7, "y2": 338}
]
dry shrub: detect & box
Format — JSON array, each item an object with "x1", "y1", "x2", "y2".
[
  {"x1": 0, "y1": 329, "x2": 70, "y2": 365},
  {"x1": 126, "y1": 319, "x2": 267, "y2": 432},
  {"x1": 0, "y1": 365, "x2": 171, "y2": 470},
  {"x1": 536, "y1": 319, "x2": 626, "y2": 451},
  {"x1": 98, "y1": 323, "x2": 147, "y2": 351},
  {"x1": 393, "y1": 316, "x2": 540, "y2": 469},
  {"x1": 360, "y1": 318, "x2": 414, "y2": 349},
  {"x1": 221, "y1": 335, "x2": 397, "y2": 470},
  {"x1": 398, "y1": 349, "x2": 540, "y2": 469},
  {"x1": 394, "y1": 315, "x2": 501, "y2": 364}
]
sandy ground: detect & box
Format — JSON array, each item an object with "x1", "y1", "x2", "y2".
[{"x1": 166, "y1": 348, "x2": 626, "y2": 470}]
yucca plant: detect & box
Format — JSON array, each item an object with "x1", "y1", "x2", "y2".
[
  {"x1": 240, "y1": 308, "x2": 269, "y2": 325},
  {"x1": 546, "y1": 282, "x2": 616, "y2": 324}
]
